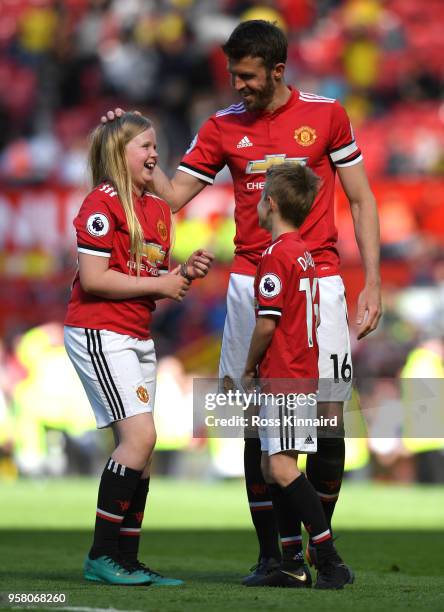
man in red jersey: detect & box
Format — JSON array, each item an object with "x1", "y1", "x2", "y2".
[
  {"x1": 241, "y1": 162, "x2": 353, "y2": 589},
  {"x1": 105, "y1": 18, "x2": 381, "y2": 584}
]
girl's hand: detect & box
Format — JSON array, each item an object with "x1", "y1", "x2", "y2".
[
  {"x1": 157, "y1": 268, "x2": 190, "y2": 301},
  {"x1": 183, "y1": 249, "x2": 215, "y2": 280}
]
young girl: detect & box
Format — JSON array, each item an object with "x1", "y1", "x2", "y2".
[{"x1": 64, "y1": 112, "x2": 213, "y2": 586}]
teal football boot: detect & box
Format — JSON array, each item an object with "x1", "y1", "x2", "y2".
[
  {"x1": 83, "y1": 555, "x2": 152, "y2": 585},
  {"x1": 129, "y1": 561, "x2": 184, "y2": 586}
]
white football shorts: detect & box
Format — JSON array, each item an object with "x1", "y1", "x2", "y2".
[
  {"x1": 259, "y1": 396, "x2": 318, "y2": 456},
  {"x1": 64, "y1": 326, "x2": 156, "y2": 429},
  {"x1": 219, "y1": 273, "x2": 352, "y2": 402}
]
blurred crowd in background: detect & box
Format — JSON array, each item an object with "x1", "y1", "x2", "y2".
[
  {"x1": 0, "y1": 0, "x2": 443, "y2": 482},
  {"x1": 1, "y1": 0, "x2": 443, "y2": 181}
]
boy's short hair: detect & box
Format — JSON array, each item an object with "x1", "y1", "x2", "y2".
[
  {"x1": 264, "y1": 163, "x2": 320, "y2": 228},
  {"x1": 222, "y1": 20, "x2": 287, "y2": 71}
]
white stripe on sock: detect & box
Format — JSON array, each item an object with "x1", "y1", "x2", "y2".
[
  {"x1": 312, "y1": 529, "x2": 331, "y2": 542},
  {"x1": 96, "y1": 508, "x2": 124, "y2": 521},
  {"x1": 281, "y1": 536, "x2": 302, "y2": 543},
  {"x1": 316, "y1": 490, "x2": 339, "y2": 500}
]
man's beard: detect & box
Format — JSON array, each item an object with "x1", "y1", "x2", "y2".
[{"x1": 241, "y1": 73, "x2": 275, "y2": 111}]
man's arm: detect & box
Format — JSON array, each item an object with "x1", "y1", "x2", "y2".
[
  {"x1": 100, "y1": 109, "x2": 208, "y2": 213},
  {"x1": 338, "y1": 161, "x2": 382, "y2": 339},
  {"x1": 242, "y1": 316, "x2": 277, "y2": 388},
  {"x1": 149, "y1": 166, "x2": 207, "y2": 213}
]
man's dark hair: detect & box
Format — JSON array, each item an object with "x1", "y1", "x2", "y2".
[
  {"x1": 264, "y1": 163, "x2": 320, "y2": 228},
  {"x1": 222, "y1": 20, "x2": 287, "y2": 70}
]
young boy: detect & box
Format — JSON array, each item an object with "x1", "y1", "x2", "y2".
[{"x1": 242, "y1": 163, "x2": 353, "y2": 589}]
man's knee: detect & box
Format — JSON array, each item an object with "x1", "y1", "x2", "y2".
[
  {"x1": 317, "y1": 401, "x2": 345, "y2": 438},
  {"x1": 317, "y1": 436, "x2": 345, "y2": 460}
]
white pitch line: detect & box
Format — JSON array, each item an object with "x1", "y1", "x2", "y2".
[
  {"x1": 58, "y1": 607, "x2": 144, "y2": 612},
  {"x1": 12, "y1": 605, "x2": 145, "y2": 611}
]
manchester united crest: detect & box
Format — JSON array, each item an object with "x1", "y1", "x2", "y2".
[
  {"x1": 157, "y1": 219, "x2": 168, "y2": 241},
  {"x1": 294, "y1": 126, "x2": 317, "y2": 147},
  {"x1": 136, "y1": 386, "x2": 149, "y2": 404}
]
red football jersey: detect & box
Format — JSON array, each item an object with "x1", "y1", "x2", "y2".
[
  {"x1": 65, "y1": 183, "x2": 171, "y2": 340},
  {"x1": 179, "y1": 87, "x2": 362, "y2": 276},
  {"x1": 255, "y1": 232, "x2": 319, "y2": 382}
]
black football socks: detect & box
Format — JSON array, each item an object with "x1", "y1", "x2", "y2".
[
  {"x1": 281, "y1": 474, "x2": 333, "y2": 554},
  {"x1": 306, "y1": 437, "x2": 345, "y2": 530},
  {"x1": 119, "y1": 477, "x2": 150, "y2": 562},
  {"x1": 89, "y1": 458, "x2": 142, "y2": 559},
  {"x1": 244, "y1": 438, "x2": 281, "y2": 561},
  {"x1": 268, "y1": 483, "x2": 303, "y2": 561}
]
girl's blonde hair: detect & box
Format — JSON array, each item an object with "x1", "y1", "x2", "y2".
[{"x1": 89, "y1": 112, "x2": 152, "y2": 274}]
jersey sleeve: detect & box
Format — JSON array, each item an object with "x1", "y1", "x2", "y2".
[
  {"x1": 177, "y1": 116, "x2": 225, "y2": 185},
  {"x1": 328, "y1": 102, "x2": 363, "y2": 168},
  {"x1": 255, "y1": 253, "x2": 290, "y2": 317},
  {"x1": 74, "y1": 190, "x2": 117, "y2": 258}
]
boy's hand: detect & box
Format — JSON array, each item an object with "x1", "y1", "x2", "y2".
[
  {"x1": 241, "y1": 369, "x2": 256, "y2": 393},
  {"x1": 183, "y1": 249, "x2": 214, "y2": 280}
]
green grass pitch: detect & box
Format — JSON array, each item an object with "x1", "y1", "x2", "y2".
[{"x1": 1, "y1": 478, "x2": 443, "y2": 611}]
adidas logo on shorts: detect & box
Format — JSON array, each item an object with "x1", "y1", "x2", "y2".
[
  {"x1": 304, "y1": 435, "x2": 315, "y2": 444},
  {"x1": 237, "y1": 136, "x2": 253, "y2": 148}
]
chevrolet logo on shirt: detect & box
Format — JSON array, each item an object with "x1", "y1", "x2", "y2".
[
  {"x1": 142, "y1": 242, "x2": 166, "y2": 266},
  {"x1": 246, "y1": 154, "x2": 308, "y2": 173}
]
